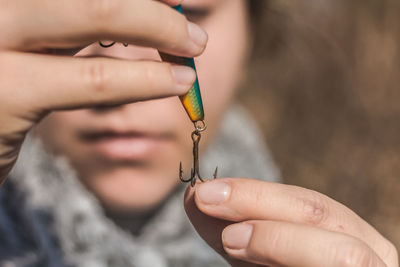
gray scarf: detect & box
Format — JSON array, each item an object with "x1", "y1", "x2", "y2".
[{"x1": 2, "y1": 105, "x2": 280, "y2": 267}]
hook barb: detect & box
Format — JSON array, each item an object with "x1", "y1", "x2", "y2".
[{"x1": 213, "y1": 167, "x2": 218, "y2": 179}]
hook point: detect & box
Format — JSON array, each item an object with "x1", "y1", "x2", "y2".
[{"x1": 213, "y1": 167, "x2": 218, "y2": 179}]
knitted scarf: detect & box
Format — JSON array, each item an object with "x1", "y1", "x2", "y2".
[{"x1": 1, "y1": 105, "x2": 280, "y2": 267}]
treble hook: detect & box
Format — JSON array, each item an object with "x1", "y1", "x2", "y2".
[{"x1": 179, "y1": 122, "x2": 218, "y2": 187}]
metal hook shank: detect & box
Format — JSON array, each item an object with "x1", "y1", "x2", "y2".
[{"x1": 179, "y1": 130, "x2": 218, "y2": 187}]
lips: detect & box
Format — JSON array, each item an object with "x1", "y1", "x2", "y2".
[{"x1": 78, "y1": 128, "x2": 172, "y2": 162}]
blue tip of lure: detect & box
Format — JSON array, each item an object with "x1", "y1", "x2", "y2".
[{"x1": 173, "y1": 5, "x2": 183, "y2": 13}]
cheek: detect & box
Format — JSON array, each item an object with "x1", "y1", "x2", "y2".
[
  {"x1": 196, "y1": 0, "x2": 249, "y2": 136},
  {"x1": 34, "y1": 110, "x2": 94, "y2": 161},
  {"x1": 35, "y1": 110, "x2": 84, "y2": 154}
]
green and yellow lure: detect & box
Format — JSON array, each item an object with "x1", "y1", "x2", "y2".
[
  {"x1": 159, "y1": 5, "x2": 205, "y2": 123},
  {"x1": 164, "y1": 5, "x2": 217, "y2": 186}
]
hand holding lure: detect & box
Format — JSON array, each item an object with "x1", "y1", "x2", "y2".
[{"x1": 98, "y1": 4, "x2": 217, "y2": 187}]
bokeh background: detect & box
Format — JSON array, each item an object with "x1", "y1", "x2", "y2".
[{"x1": 240, "y1": 0, "x2": 400, "y2": 249}]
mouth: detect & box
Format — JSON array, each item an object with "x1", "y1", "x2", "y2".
[{"x1": 78, "y1": 129, "x2": 173, "y2": 162}]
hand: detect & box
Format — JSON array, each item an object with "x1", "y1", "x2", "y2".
[
  {"x1": 0, "y1": 0, "x2": 208, "y2": 184},
  {"x1": 184, "y1": 178, "x2": 399, "y2": 266}
]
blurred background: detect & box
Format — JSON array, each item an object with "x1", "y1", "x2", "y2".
[{"x1": 239, "y1": 0, "x2": 400, "y2": 248}]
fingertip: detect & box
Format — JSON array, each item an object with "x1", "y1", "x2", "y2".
[
  {"x1": 222, "y1": 223, "x2": 253, "y2": 251},
  {"x1": 160, "y1": 0, "x2": 183, "y2": 6},
  {"x1": 187, "y1": 21, "x2": 208, "y2": 55},
  {"x1": 170, "y1": 65, "x2": 196, "y2": 94},
  {"x1": 194, "y1": 178, "x2": 232, "y2": 207}
]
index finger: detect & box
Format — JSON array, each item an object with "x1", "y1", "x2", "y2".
[
  {"x1": 0, "y1": 52, "x2": 195, "y2": 115},
  {"x1": 1, "y1": 0, "x2": 206, "y2": 57},
  {"x1": 190, "y1": 178, "x2": 396, "y2": 263}
]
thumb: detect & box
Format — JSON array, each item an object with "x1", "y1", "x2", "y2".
[{"x1": 184, "y1": 184, "x2": 257, "y2": 267}]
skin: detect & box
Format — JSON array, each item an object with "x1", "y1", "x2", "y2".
[
  {"x1": 185, "y1": 179, "x2": 399, "y2": 266},
  {"x1": 0, "y1": 0, "x2": 202, "y2": 183},
  {"x1": 0, "y1": 0, "x2": 397, "y2": 265},
  {"x1": 34, "y1": 0, "x2": 249, "y2": 212}
]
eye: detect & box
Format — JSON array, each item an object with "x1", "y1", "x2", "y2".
[{"x1": 182, "y1": 7, "x2": 212, "y2": 22}]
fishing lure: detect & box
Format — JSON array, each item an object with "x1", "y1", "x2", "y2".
[{"x1": 98, "y1": 4, "x2": 217, "y2": 186}]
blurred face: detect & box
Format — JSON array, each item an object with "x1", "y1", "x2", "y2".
[{"x1": 35, "y1": 0, "x2": 250, "y2": 213}]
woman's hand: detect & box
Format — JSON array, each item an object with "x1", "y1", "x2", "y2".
[
  {"x1": 0, "y1": 0, "x2": 208, "y2": 184},
  {"x1": 184, "y1": 178, "x2": 399, "y2": 266}
]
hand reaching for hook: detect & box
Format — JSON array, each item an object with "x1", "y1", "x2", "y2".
[{"x1": 184, "y1": 178, "x2": 399, "y2": 267}]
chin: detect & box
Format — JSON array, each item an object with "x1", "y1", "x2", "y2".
[{"x1": 80, "y1": 166, "x2": 180, "y2": 213}]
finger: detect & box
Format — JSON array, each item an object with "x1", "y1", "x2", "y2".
[
  {"x1": 159, "y1": 0, "x2": 183, "y2": 6},
  {"x1": 41, "y1": 46, "x2": 90, "y2": 56},
  {"x1": 222, "y1": 220, "x2": 387, "y2": 267},
  {"x1": 0, "y1": 51, "x2": 195, "y2": 116},
  {"x1": 184, "y1": 186, "x2": 262, "y2": 267},
  {"x1": 192, "y1": 178, "x2": 396, "y2": 263},
  {"x1": 1, "y1": 0, "x2": 207, "y2": 57}
]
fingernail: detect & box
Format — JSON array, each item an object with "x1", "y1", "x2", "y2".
[
  {"x1": 171, "y1": 65, "x2": 196, "y2": 90},
  {"x1": 223, "y1": 223, "x2": 253, "y2": 250},
  {"x1": 187, "y1": 21, "x2": 208, "y2": 49},
  {"x1": 196, "y1": 180, "x2": 231, "y2": 205}
]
